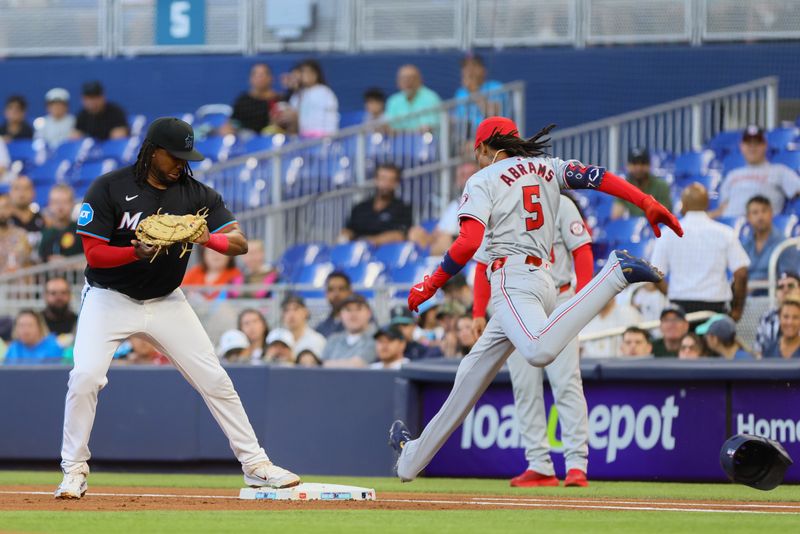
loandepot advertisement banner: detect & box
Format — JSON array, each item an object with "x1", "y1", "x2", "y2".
[
  {"x1": 731, "y1": 382, "x2": 800, "y2": 483},
  {"x1": 423, "y1": 382, "x2": 728, "y2": 480}
]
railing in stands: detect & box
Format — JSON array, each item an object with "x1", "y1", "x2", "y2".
[
  {"x1": 198, "y1": 81, "x2": 526, "y2": 260},
  {"x1": 548, "y1": 76, "x2": 778, "y2": 171}
]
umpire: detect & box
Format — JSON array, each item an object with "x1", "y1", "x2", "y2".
[{"x1": 55, "y1": 118, "x2": 299, "y2": 499}]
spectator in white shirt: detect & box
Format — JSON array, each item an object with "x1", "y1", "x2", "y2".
[
  {"x1": 369, "y1": 325, "x2": 409, "y2": 370},
  {"x1": 36, "y1": 88, "x2": 76, "y2": 150},
  {"x1": 713, "y1": 126, "x2": 800, "y2": 218},
  {"x1": 580, "y1": 298, "x2": 642, "y2": 357},
  {"x1": 281, "y1": 60, "x2": 339, "y2": 137},
  {"x1": 408, "y1": 161, "x2": 478, "y2": 255},
  {"x1": 0, "y1": 137, "x2": 9, "y2": 181},
  {"x1": 651, "y1": 183, "x2": 750, "y2": 320}
]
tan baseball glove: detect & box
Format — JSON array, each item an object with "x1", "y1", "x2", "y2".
[{"x1": 135, "y1": 208, "x2": 209, "y2": 262}]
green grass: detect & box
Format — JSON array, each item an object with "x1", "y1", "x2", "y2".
[{"x1": 1, "y1": 471, "x2": 799, "y2": 534}]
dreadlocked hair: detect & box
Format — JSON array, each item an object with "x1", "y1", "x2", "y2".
[
  {"x1": 133, "y1": 139, "x2": 194, "y2": 185},
  {"x1": 485, "y1": 123, "x2": 557, "y2": 158}
]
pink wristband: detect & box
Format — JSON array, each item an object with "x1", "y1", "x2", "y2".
[{"x1": 205, "y1": 232, "x2": 229, "y2": 253}]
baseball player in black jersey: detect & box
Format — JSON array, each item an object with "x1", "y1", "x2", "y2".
[{"x1": 55, "y1": 118, "x2": 299, "y2": 499}]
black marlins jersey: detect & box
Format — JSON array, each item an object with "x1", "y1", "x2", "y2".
[{"x1": 76, "y1": 165, "x2": 236, "y2": 300}]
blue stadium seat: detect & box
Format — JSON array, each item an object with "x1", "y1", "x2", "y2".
[
  {"x1": 73, "y1": 159, "x2": 119, "y2": 184},
  {"x1": 596, "y1": 217, "x2": 651, "y2": 245},
  {"x1": 676, "y1": 174, "x2": 721, "y2": 193},
  {"x1": 26, "y1": 159, "x2": 72, "y2": 184},
  {"x1": 343, "y1": 262, "x2": 385, "y2": 296},
  {"x1": 616, "y1": 239, "x2": 655, "y2": 260},
  {"x1": 721, "y1": 152, "x2": 747, "y2": 175},
  {"x1": 766, "y1": 127, "x2": 798, "y2": 153},
  {"x1": 278, "y1": 242, "x2": 328, "y2": 278},
  {"x1": 54, "y1": 138, "x2": 95, "y2": 163},
  {"x1": 92, "y1": 137, "x2": 141, "y2": 163},
  {"x1": 194, "y1": 104, "x2": 232, "y2": 132},
  {"x1": 707, "y1": 130, "x2": 742, "y2": 158},
  {"x1": 339, "y1": 111, "x2": 365, "y2": 129},
  {"x1": 372, "y1": 241, "x2": 419, "y2": 270},
  {"x1": 773, "y1": 151, "x2": 800, "y2": 173},
  {"x1": 243, "y1": 135, "x2": 274, "y2": 154},
  {"x1": 674, "y1": 150, "x2": 714, "y2": 178},
  {"x1": 289, "y1": 262, "x2": 334, "y2": 299},
  {"x1": 388, "y1": 260, "x2": 428, "y2": 285},
  {"x1": 128, "y1": 114, "x2": 148, "y2": 137},
  {"x1": 195, "y1": 135, "x2": 237, "y2": 162},
  {"x1": 6, "y1": 139, "x2": 43, "y2": 165},
  {"x1": 329, "y1": 241, "x2": 372, "y2": 268},
  {"x1": 783, "y1": 196, "x2": 800, "y2": 216},
  {"x1": 740, "y1": 215, "x2": 799, "y2": 240}
]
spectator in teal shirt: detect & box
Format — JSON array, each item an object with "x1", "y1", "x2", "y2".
[
  {"x1": 4, "y1": 309, "x2": 65, "y2": 364},
  {"x1": 452, "y1": 55, "x2": 504, "y2": 132},
  {"x1": 385, "y1": 65, "x2": 442, "y2": 131}
]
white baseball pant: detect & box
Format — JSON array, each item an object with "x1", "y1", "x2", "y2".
[
  {"x1": 60, "y1": 284, "x2": 269, "y2": 474},
  {"x1": 506, "y1": 288, "x2": 588, "y2": 476},
  {"x1": 397, "y1": 254, "x2": 627, "y2": 481}
]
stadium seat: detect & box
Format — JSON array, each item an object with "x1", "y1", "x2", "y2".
[
  {"x1": 26, "y1": 158, "x2": 72, "y2": 184},
  {"x1": 783, "y1": 196, "x2": 800, "y2": 216},
  {"x1": 194, "y1": 104, "x2": 232, "y2": 132},
  {"x1": 387, "y1": 260, "x2": 430, "y2": 297},
  {"x1": 766, "y1": 127, "x2": 798, "y2": 153},
  {"x1": 72, "y1": 159, "x2": 119, "y2": 184},
  {"x1": 289, "y1": 262, "x2": 334, "y2": 299},
  {"x1": 54, "y1": 138, "x2": 95, "y2": 163},
  {"x1": 420, "y1": 218, "x2": 439, "y2": 234},
  {"x1": 194, "y1": 135, "x2": 237, "y2": 162},
  {"x1": 721, "y1": 152, "x2": 747, "y2": 175},
  {"x1": 740, "y1": 215, "x2": 799, "y2": 240},
  {"x1": 128, "y1": 114, "x2": 148, "y2": 137},
  {"x1": 343, "y1": 261, "x2": 385, "y2": 296},
  {"x1": 596, "y1": 217, "x2": 650, "y2": 245},
  {"x1": 6, "y1": 139, "x2": 44, "y2": 165},
  {"x1": 773, "y1": 150, "x2": 800, "y2": 173},
  {"x1": 339, "y1": 110, "x2": 365, "y2": 129},
  {"x1": 675, "y1": 173, "x2": 721, "y2": 194},
  {"x1": 372, "y1": 241, "x2": 419, "y2": 270},
  {"x1": 92, "y1": 137, "x2": 141, "y2": 163},
  {"x1": 707, "y1": 130, "x2": 742, "y2": 158},
  {"x1": 243, "y1": 135, "x2": 275, "y2": 154},
  {"x1": 278, "y1": 242, "x2": 328, "y2": 278},
  {"x1": 674, "y1": 150, "x2": 714, "y2": 178},
  {"x1": 329, "y1": 241, "x2": 372, "y2": 268},
  {"x1": 617, "y1": 239, "x2": 655, "y2": 260}
]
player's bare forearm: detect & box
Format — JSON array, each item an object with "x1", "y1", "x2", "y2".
[{"x1": 730, "y1": 267, "x2": 748, "y2": 321}]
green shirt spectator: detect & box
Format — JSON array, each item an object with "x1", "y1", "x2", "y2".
[
  {"x1": 385, "y1": 65, "x2": 442, "y2": 131},
  {"x1": 612, "y1": 148, "x2": 673, "y2": 218}
]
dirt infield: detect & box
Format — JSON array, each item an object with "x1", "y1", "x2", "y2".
[{"x1": 1, "y1": 486, "x2": 799, "y2": 515}]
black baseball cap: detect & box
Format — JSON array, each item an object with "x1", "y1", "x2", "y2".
[
  {"x1": 660, "y1": 304, "x2": 687, "y2": 321},
  {"x1": 82, "y1": 81, "x2": 104, "y2": 96},
  {"x1": 628, "y1": 147, "x2": 650, "y2": 164},
  {"x1": 390, "y1": 305, "x2": 414, "y2": 325},
  {"x1": 374, "y1": 325, "x2": 405, "y2": 341},
  {"x1": 742, "y1": 125, "x2": 766, "y2": 143},
  {"x1": 145, "y1": 117, "x2": 204, "y2": 161}
]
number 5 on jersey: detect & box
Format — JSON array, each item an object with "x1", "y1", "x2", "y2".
[{"x1": 522, "y1": 185, "x2": 543, "y2": 231}]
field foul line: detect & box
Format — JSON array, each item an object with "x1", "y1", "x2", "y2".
[
  {"x1": 381, "y1": 498, "x2": 800, "y2": 515},
  {"x1": 474, "y1": 496, "x2": 800, "y2": 510},
  {"x1": 3, "y1": 490, "x2": 798, "y2": 515}
]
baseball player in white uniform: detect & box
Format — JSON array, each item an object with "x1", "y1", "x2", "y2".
[
  {"x1": 473, "y1": 194, "x2": 593, "y2": 487},
  {"x1": 389, "y1": 116, "x2": 682, "y2": 482},
  {"x1": 55, "y1": 118, "x2": 299, "y2": 499}
]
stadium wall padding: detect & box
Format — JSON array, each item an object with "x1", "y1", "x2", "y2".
[{"x1": 1, "y1": 43, "x2": 799, "y2": 134}]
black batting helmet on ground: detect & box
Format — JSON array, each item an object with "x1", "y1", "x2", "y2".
[{"x1": 719, "y1": 434, "x2": 793, "y2": 491}]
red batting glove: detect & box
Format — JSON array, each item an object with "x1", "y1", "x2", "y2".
[
  {"x1": 408, "y1": 275, "x2": 439, "y2": 312},
  {"x1": 642, "y1": 195, "x2": 683, "y2": 238}
]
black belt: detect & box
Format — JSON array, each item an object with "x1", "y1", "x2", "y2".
[{"x1": 87, "y1": 279, "x2": 111, "y2": 290}]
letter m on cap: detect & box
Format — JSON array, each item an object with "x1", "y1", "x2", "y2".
[{"x1": 118, "y1": 211, "x2": 143, "y2": 230}]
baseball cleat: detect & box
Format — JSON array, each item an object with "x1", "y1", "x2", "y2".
[
  {"x1": 611, "y1": 249, "x2": 663, "y2": 284},
  {"x1": 54, "y1": 472, "x2": 88, "y2": 499},
  {"x1": 388, "y1": 420, "x2": 412, "y2": 454},
  {"x1": 564, "y1": 469, "x2": 589, "y2": 487},
  {"x1": 510, "y1": 469, "x2": 560, "y2": 487},
  {"x1": 243, "y1": 462, "x2": 301, "y2": 489}
]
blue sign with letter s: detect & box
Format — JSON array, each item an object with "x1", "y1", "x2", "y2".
[
  {"x1": 156, "y1": 0, "x2": 206, "y2": 45},
  {"x1": 77, "y1": 203, "x2": 94, "y2": 226}
]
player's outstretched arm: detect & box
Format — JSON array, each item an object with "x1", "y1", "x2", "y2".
[
  {"x1": 408, "y1": 218, "x2": 484, "y2": 312},
  {"x1": 563, "y1": 164, "x2": 683, "y2": 238},
  {"x1": 193, "y1": 223, "x2": 248, "y2": 256}
]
